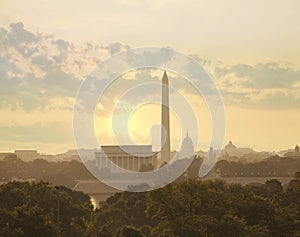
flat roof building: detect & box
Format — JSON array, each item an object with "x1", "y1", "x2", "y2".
[
  {"x1": 14, "y1": 150, "x2": 39, "y2": 161},
  {"x1": 95, "y1": 145, "x2": 157, "y2": 172}
]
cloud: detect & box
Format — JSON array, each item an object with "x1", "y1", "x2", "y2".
[
  {"x1": 206, "y1": 61, "x2": 300, "y2": 109},
  {"x1": 31, "y1": 55, "x2": 53, "y2": 69},
  {"x1": 53, "y1": 39, "x2": 71, "y2": 63},
  {"x1": 106, "y1": 42, "x2": 130, "y2": 55},
  {"x1": 0, "y1": 22, "x2": 130, "y2": 112},
  {"x1": 216, "y1": 62, "x2": 300, "y2": 89},
  {"x1": 1, "y1": 22, "x2": 300, "y2": 114},
  {"x1": 9, "y1": 22, "x2": 39, "y2": 44},
  {"x1": 6, "y1": 22, "x2": 40, "y2": 57}
]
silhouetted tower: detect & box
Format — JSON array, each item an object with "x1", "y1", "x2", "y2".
[
  {"x1": 296, "y1": 145, "x2": 299, "y2": 153},
  {"x1": 161, "y1": 70, "x2": 171, "y2": 163}
]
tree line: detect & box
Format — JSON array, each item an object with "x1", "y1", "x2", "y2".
[{"x1": 1, "y1": 173, "x2": 300, "y2": 236}]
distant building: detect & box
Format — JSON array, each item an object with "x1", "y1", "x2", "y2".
[
  {"x1": 284, "y1": 145, "x2": 300, "y2": 158},
  {"x1": 56, "y1": 150, "x2": 81, "y2": 161},
  {"x1": 177, "y1": 132, "x2": 195, "y2": 159},
  {"x1": 95, "y1": 145, "x2": 157, "y2": 172},
  {"x1": 195, "y1": 150, "x2": 206, "y2": 159},
  {"x1": 14, "y1": 150, "x2": 39, "y2": 161},
  {"x1": 54, "y1": 149, "x2": 100, "y2": 162},
  {"x1": 225, "y1": 141, "x2": 237, "y2": 150},
  {"x1": 0, "y1": 152, "x2": 12, "y2": 160},
  {"x1": 208, "y1": 147, "x2": 214, "y2": 161},
  {"x1": 215, "y1": 141, "x2": 271, "y2": 162},
  {"x1": 222, "y1": 141, "x2": 254, "y2": 157}
]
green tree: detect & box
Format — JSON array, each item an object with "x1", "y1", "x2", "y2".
[
  {"x1": 0, "y1": 181, "x2": 92, "y2": 237},
  {"x1": 114, "y1": 226, "x2": 145, "y2": 237}
]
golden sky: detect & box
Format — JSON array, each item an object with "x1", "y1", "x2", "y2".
[{"x1": 0, "y1": 0, "x2": 299, "y2": 153}]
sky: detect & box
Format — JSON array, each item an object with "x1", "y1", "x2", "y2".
[{"x1": 0, "y1": 0, "x2": 300, "y2": 153}]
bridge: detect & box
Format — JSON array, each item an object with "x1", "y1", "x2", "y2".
[{"x1": 73, "y1": 176, "x2": 293, "y2": 207}]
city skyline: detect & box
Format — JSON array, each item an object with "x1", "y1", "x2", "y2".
[
  {"x1": 1, "y1": 140, "x2": 298, "y2": 156},
  {"x1": 1, "y1": 2, "x2": 300, "y2": 236},
  {"x1": 0, "y1": 1, "x2": 300, "y2": 153}
]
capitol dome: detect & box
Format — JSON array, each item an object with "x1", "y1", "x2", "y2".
[
  {"x1": 178, "y1": 132, "x2": 195, "y2": 159},
  {"x1": 225, "y1": 141, "x2": 237, "y2": 149}
]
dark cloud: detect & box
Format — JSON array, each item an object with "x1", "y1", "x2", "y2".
[
  {"x1": 0, "y1": 28, "x2": 8, "y2": 43},
  {"x1": 214, "y1": 62, "x2": 300, "y2": 109},
  {"x1": 222, "y1": 90, "x2": 300, "y2": 109},
  {"x1": 1, "y1": 22, "x2": 299, "y2": 112},
  {"x1": 106, "y1": 42, "x2": 130, "y2": 55},
  {"x1": 53, "y1": 39, "x2": 71, "y2": 63},
  {"x1": 0, "y1": 63, "x2": 81, "y2": 111},
  {"x1": 216, "y1": 62, "x2": 300, "y2": 89},
  {"x1": 0, "y1": 22, "x2": 129, "y2": 112},
  {"x1": 6, "y1": 22, "x2": 40, "y2": 57},
  {"x1": 31, "y1": 55, "x2": 53, "y2": 69},
  {"x1": 55, "y1": 39, "x2": 69, "y2": 51},
  {"x1": 41, "y1": 69, "x2": 81, "y2": 96},
  {"x1": 9, "y1": 22, "x2": 39, "y2": 44}
]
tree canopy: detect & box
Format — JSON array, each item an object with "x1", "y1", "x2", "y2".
[{"x1": 1, "y1": 176, "x2": 300, "y2": 236}]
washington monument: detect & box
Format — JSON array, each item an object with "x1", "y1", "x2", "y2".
[{"x1": 161, "y1": 70, "x2": 171, "y2": 163}]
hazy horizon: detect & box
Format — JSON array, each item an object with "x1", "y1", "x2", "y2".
[{"x1": 1, "y1": 0, "x2": 300, "y2": 154}]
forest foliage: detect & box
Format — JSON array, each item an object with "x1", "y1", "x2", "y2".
[{"x1": 1, "y1": 173, "x2": 300, "y2": 236}]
